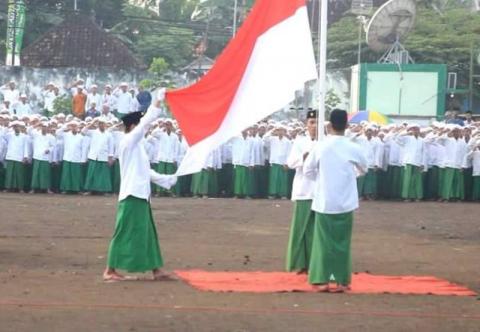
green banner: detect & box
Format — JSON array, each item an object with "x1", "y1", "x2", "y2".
[{"x1": 5, "y1": 0, "x2": 26, "y2": 66}]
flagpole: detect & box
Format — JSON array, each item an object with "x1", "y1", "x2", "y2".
[{"x1": 317, "y1": 0, "x2": 328, "y2": 140}]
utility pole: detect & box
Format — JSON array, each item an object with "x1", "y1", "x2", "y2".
[
  {"x1": 469, "y1": 42, "x2": 474, "y2": 112},
  {"x1": 11, "y1": 0, "x2": 17, "y2": 66},
  {"x1": 74, "y1": 0, "x2": 78, "y2": 11}
]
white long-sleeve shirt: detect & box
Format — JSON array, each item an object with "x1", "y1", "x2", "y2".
[
  {"x1": 353, "y1": 135, "x2": 382, "y2": 168},
  {"x1": 268, "y1": 136, "x2": 291, "y2": 165},
  {"x1": 114, "y1": 90, "x2": 133, "y2": 115},
  {"x1": 437, "y1": 136, "x2": 467, "y2": 169},
  {"x1": 118, "y1": 105, "x2": 175, "y2": 201},
  {"x1": 86, "y1": 93, "x2": 103, "y2": 110},
  {"x1": 5, "y1": 131, "x2": 29, "y2": 162},
  {"x1": 467, "y1": 150, "x2": 480, "y2": 176},
  {"x1": 82, "y1": 129, "x2": 113, "y2": 162},
  {"x1": 231, "y1": 136, "x2": 254, "y2": 167},
  {"x1": 56, "y1": 129, "x2": 84, "y2": 163},
  {"x1": 30, "y1": 130, "x2": 55, "y2": 161},
  {"x1": 395, "y1": 135, "x2": 425, "y2": 167},
  {"x1": 304, "y1": 135, "x2": 368, "y2": 214},
  {"x1": 251, "y1": 135, "x2": 265, "y2": 166},
  {"x1": 287, "y1": 135, "x2": 316, "y2": 201},
  {"x1": 157, "y1": 132, "x2": 179, "y2": 163}
]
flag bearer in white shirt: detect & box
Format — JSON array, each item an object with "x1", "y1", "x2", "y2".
[
  {"x1": 29, "y1": 121, "x2": 55, "y2": 193},
  {"x1": 267, "y1": 125, "x2": 291, "y2": 199},
  {"x1": 285, "y1": 110, "x2": 317, "y2": 274},
  {"x1": 304, "y1": 109, "x2": 368, "y2": 292},
  {"x1": 82, "y1": 118, "x2": 115, "y2": 194},
  {"x1": 4, "y1": 121, "x2": 29, "y2": 192},
  {"x1": 395, "y1": 124, "x2": 425, "y2": 202},
  {"x1": 104, "y1": 92, "x2": 177, "y2": 282}
]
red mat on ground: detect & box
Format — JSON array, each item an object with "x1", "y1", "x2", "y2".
[{"x1": 174, "y1": 270, "x2": 477, "y2": 296}]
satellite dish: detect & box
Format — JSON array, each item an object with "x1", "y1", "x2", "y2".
[
  {"x1": 366, "y1": 0, "x2": 416, "y2": 64},
  {"x1": 351, "y1": 0, "x2": 373, "y2": 16}
]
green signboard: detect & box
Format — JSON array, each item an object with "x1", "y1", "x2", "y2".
[{"x1": 5, "y1": 0, "x2": 26, "y2": 66}]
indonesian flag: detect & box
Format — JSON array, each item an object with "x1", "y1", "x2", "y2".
[{"x1": 166, "y1": 0, "x2": 317, "y2": 176}]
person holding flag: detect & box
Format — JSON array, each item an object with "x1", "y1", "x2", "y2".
[{"x1": 103, "y1": 90, "x2": 177, "y2": 282}]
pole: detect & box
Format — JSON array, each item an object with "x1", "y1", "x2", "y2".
[
  {"x1": 233, "y1": 0, "x2": 238, "y2": 37},
  {"x1": 469, "y1": 42, "x2": 474, "y2": 112},
  {"x1": 11, "y1": 0, "x2": 17, "y2": 66},
  {"x1": 356, "y1": 16, "x2": 363, "y2": 113},
  {"x1": 317, "y1": 0, "x2": 328, "y2": 140},
  {"x1": 74, "y1": 0, "x2": 78, "y2": 11}
]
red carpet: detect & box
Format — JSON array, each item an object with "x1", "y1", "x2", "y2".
[{"x1": 174, "y1": 270, "x2": 477, "y2": 296}]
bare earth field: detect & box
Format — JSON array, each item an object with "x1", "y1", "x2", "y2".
[{"x1": 0, "y1": 193, "x2": 479, "y2": 332}]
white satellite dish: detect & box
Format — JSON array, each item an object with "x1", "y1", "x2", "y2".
[{"x1": 366, "y1": 0, "x2": 416, "y2": 64}]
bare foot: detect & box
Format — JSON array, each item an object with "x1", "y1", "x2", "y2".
[
  {"x1": 152, "y1": 269, "x2": 177, "y2": 281},
  {"x1": 312, "y1": 284, "x2": 329, "y2": 292},
  {"x1": 296, "y1": 268, "x2": 308, "y2": 275},
  {"x1": 103, "y1": 269, "x2": 126, "y2": 282},
  {"x1": 329, "y1": 284, "x2": 350, "y2": 293}
]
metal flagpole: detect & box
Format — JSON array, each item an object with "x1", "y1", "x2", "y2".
[
  {"x1": 317, "y1": 0, "x2": 328, "y2": 140},
  {"x1": 233, "y1": 0, "x2": 238, "y2": 37}
]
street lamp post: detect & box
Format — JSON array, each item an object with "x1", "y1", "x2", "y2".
[{"x1": 317, "y1": 0, "x2": 328, "y2": 140}]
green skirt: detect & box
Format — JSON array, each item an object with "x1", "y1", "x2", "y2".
[
  {"x1": 51, "y1": 162, "x2": 62, "y2": 192},
  {"x1": 233, "y1": 165, "x2": 253, "y2": 197},
  {"x1": 107, "y1": 196, "x2": 163, "y2": 272},
  {"x1": 401, "y1": 164, "x2": 423, "y2": 200},
  {"x1": 154, "y1": 162, "x2": 176, "y2": 194},
  {"x1": 30, "y1": 159, "x2": 52, "y2": 190},
  {"x1": 255, "y1": 165, "x2": 269, "y2": 198},
  {"x1": 175, "y1": 175, "x2": 192, "y2": 197},
  {"x1": 361, "y1": 169, "x2": 378, "y2": 196},
  {"x1": 386, "y1": 166, "x2": 403, "y2": 200},
  {"x1": 308, "y1": 211, "x2": 353, "y2": 286},
  {"x1": 4, "y1": 160, "x2": 26, "y2": 190},
  {"x1": 0, "y1": 162, "x2": 5, "y2": 189},
  {"x1": 286, "y1": 200, "x2": 315, "y2": 272},
  {"x1": 268, "y1": 164, "x2": 288, "y2": 198},
  {"x1": 440, "y1": 167, "x2": 464, "y2": 200},
  {"x1": 190, "y1": 169, "x2": 220, "y2": 197},
  {"x1": 463, "y1": 168, "x2": 473, "y2": 201},
  {"x1": 472, "y1": 177, "x2": 480, "y2": 201},
  {"x1": 112, "y1": 160, "x2": 121, "y2": 194},
  {"x1": 219, "y1": 163, "x2": 234, "y2": 197},
  {"x1": 424, "y1": 166, "x2": 440, "y2": 200},
  {"x1": 84, "y1": 160, "x2": 113, "y2": 193},
  {"x1": 60, "y1": 161, "x2": 84, "y2": 192}
]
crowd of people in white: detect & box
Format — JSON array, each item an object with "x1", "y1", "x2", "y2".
[{"x1": 0, "y1": 80, "x2": 479, "y2": 201}]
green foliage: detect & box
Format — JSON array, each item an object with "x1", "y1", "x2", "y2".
[
  {"x1": 52, "y1": 95, "x2": 72, "y2": 115},
  {"x1": 325, "y1": 89, "x2": 342, "y2": 113},
  {"x1": 148, "y1": 57, "x2": 169, "y2": 77}
]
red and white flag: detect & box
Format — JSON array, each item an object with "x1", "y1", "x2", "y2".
[{"x1": 166, "y1": 0, "x2": 317, "y2": 176}]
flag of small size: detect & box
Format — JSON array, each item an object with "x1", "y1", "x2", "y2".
[{"x1": 166, "y1": 0, "x2": 318, "y2": 176}]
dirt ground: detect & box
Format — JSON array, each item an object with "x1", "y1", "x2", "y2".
[{"x1": 0, "y1": 193, "x2": 479, "y2": 332}]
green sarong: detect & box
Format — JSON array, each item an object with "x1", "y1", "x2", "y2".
[
  {"x1": 401, "y1": 164, "x2": 423, "y2": 200},
  {"x1": 377, "y1": 169, "x2": 388, "y2": 199},
  {"x1": 175, "y1": 175, "x2": 192, "y2": 197},
  {"x1": 0, "y1": 162, "x2": 5, "y2": 189},
  {"x1": 107, "y1": 196, "x2": 163, "y2": 272},
  {"x1": 255, "y1": 165, "x2": 268, "y2": 198},
  {"x1": 30, "y1": 159, "x2": 52, "y2": 190},
  {"x1": 286, "y1": 200, "x2": 315, "y2": 272},
  {"x1": 60, "y1": 161, "x2": 84, "y2": 192},
  {"x1": 472, "y1": 177, "x2": 480, "y2": 201},
  {"x1": 424, "y1": 166, "x2": 440, "y2": 200},
  {"x1": 386, "y1": 166, "x2": 403, "y2": 200},
  {"x1": 268, "y1": 163, "x2": 288, "y2": 198},
  {"x1": 4, "y1": 160, "x2": 26, "y2": 190},
  {"x1": 84, "y1": 160, "x2": 113, "y2": 193},
  {"x1": 219, "y1": 163, "x2": 234, "y2": 197},
  {"x1": 287, "y1": 169, "x2": 295, "y2": 199},
  {"x1": 191, "y1": 171, "x2": 203, "y2": 196},
  {"x1": 51, "y1": 162, "x2": 62, "y2": 192},
  {"x1": 356, "y1": 176, "x2": 365, "y2": 197},
  {"x1": 308, "y1": 211, "x2": 353, "y2": 286},
  {"x1": 112, "y1": 160, "x2": 121, "y2": 194},
  {"x1": 463, "y1": 168, "x2": 473, "y2": 201},
  {"x1": 361, "y1": 169, "x2": 378, "y2": 196},
  {"x1": 155, "y1": 162, "x2": 176, "y2": 195},
  {"x1": 440, "y1": 167, "x2": 464, "y2": 200},
  {"x1": 233, "y1": 165, "x2": 251, "y2": 197}
]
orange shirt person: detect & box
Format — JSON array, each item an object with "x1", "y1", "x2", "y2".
[{"x1": 72, "y1": 87, "x2": 87, "y2": 118}]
